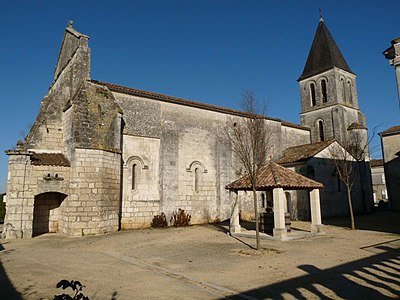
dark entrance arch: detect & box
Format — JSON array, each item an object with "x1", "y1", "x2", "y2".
[{"x1": 33, "y1": 192, "x2": 67, "y2": 236}]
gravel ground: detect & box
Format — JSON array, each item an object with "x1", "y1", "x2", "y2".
[{"x1": 0, "y1": 211, "x2": 399, "y2": 300}]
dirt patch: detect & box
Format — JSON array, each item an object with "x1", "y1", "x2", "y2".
[
  {"x1": 231, "y1": 247, "x2": 283, "y2": 257},
  {"x1": 0, "y1": 212, "x2": 399, "y2": 299}
]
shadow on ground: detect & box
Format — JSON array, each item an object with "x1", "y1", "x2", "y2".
[
  {"x1": 323, "y1": 211, "x2": 400, "y2": 234},
  {"x1": 0, "y1": 242, "x2": 22, "y2": 299},
  {"x1": 221, "y1": 242, "x2": 400, "y2": 299}
]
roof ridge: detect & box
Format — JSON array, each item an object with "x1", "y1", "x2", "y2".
[
  {"x1": 225, "y1": 160, "x2": 324, "y2": 190},
  {"x1": 270, "y1": 162, "x2": 281, "y2": 186},
  {"x1": 90, "y1": 79, "x2": 309, "y2": 131},
  {"x1": 278, "y1": 140, "x2": 336, "y2": 165}
]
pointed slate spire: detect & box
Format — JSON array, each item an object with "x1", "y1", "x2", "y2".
[{"x1": 298, "y1": 19, "x2": 354, "y2": 81}]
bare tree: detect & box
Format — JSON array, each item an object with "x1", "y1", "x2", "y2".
[
  {"x1": 328, "y1": 130, "x2": 371, "y2": 230},
  {"x1": 226, "y1": 90, "x2": 271, "y2": 250}
]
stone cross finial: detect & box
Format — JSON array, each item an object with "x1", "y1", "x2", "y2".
[
  {"x1": 319, "y1": 8, "x2": 323, "y2": 22},
  {"x1": 68, "y1": 20, "x2": 73, "y2": 28}
]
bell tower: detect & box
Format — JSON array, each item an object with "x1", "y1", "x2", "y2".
[{"x1": 298, "y1": 17, "x2": 367, "y2": 145}]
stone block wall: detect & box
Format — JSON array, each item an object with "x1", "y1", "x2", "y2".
[
  {"x1": 66, "y1": 148, "x2": 120, "y2": 236},
  {"x1": 25, "y1": 26, "x2": 90, "y2": 153},
  {"x1": 4, "y1": 153, "x2": 34, "y2": 238},
  {"x1": 112, "y1": 90, "x2": 312, "y2": 228},
  {"x1": 178, "y1": 128, "x2": 218, "y2": 223},
  {"x1": 121, "y1": 135, "x2": 161, "y2": 229},
  {"x1": 4, "y1": 152, "x2": 70, "y2": 238}
]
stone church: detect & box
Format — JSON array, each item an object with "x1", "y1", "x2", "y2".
[{"x1": 3, "y1": 18, "x2": 373, "y2": 238}]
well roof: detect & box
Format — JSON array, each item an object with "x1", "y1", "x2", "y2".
[{"x1": 225, "y1": 161, "x2": 323, "y2": 191}]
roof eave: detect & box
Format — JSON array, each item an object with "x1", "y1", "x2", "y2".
[{"x1": 298, "y1": 66, "x2": 356, "y2": 82}]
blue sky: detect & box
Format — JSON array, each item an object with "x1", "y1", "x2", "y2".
[{"x1": 1, "y1": 1, "x2": 399, "y2": 192}]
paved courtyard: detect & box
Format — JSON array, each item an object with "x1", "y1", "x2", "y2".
[{"x1": 0, "y1": 212, "x2": 399, "y2": 299}]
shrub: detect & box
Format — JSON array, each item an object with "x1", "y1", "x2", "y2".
[
  {"x1": 151, "y1": 212, "x2": 168, "y2": 228},
  {"x1": 212, "y1": 216, "x2": 221, "y2": 224},
  {"x1": 170, "y1": 209, "x2": 191, "y2": 227},
  {"x1": 53, "y1": 280, "x2": 89, "y2": 300}
]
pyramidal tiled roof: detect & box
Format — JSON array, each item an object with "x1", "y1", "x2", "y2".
[
  {"x1": 298, "y1": 19, "x2": 354, "y2": 81},
  {"x1": 225, "y1": 161, "x2": 323, "y2": 190},
  {"x1": 277, "y1": 140, "x2": 335, "y2": 164}
]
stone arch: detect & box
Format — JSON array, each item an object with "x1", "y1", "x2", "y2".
[
  {"x1": 319, "y1": 77, "x2": 328, "y2": 103},
  {"x1": 187, "y1": 161, "x2": 207, "y2": 193},
  {"x1": 33, "y1": 192, "x2": 67, "y2": 236},
  {"x1": 340, "y1": 76, "x2": 346, "y2": 101},
  {"x1": 316, "y1": 119, "x2": 325, "y2": 142},
  {"x1": 124, "y1": 155, "x2": 148, "y2": 170},
  {"x1": 346, "y1": 79, "x2": 353, "y2": 103},
  {"x1": 308, "y1": 81, "x2": 317, "y2": 107},
  {"x1": 186, "y1": 161, "x2": 207, "y2": 173},
  {"x1": 124, "y1": 156, "x2": 148, "y2": 191}
]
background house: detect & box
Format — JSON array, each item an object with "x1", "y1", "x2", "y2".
[
  {"x1": 382, "y1": 38, "x2": 400, "y2": 211},
  {"x1": 278, "y1": 140, "x2": 372, "y2": 219},
  {"x1": 370, "y1": 159, "x2": 388, "y2": 205}
]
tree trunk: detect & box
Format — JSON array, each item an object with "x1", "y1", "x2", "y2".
[
  {"x1": 253, "y1": 188, "x2": 260, "y2": 250},
  {"x1": 346, "y1": 187, "x2": 355, "y2": 230}
]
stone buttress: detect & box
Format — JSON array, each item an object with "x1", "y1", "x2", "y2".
[{"x1": 4, "y1": 22, "x2": 122, "y2": 238}]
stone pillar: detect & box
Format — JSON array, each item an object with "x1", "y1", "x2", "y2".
[
  {"x1": 310, "y1": 189, "x2": 323, "y2": 233},
  {"x1": 273, "y1": 188, "x2": 287, "y2": 239},
  {"x1": 230, "y1": 191, "x2": 241, "y2": 234},
  {"x1": 3, "y1": 150, "x2": 34, "y2": 239}
]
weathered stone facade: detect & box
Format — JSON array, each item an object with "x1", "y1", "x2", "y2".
[
  {"x1": 4, "y1": 19, "x2": 373, "y2": 238},
  {"x1": 298, "y1": 19, "x2": 368, "y2": 149}
]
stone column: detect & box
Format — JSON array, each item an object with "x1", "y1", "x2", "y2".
[
  {"x1": 273, "y1": 187, "x2": 287, "y2": 239},
  {"x1": 3, "y1": 150, "x2": 34, "y2": 239},
  {"x1": 229, "y1": 191, "x2": 241, "y2": 234},
  {"x1": 310, "y1": 189, "x2": 323, "y2": 233}
]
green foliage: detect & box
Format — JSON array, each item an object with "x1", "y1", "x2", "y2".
[
  {"x1": 170, "y1": 209, "x2": 191, "y2": 227},
  {"x1": 151, "y1": 212, "x2": 168, "y2": 228},
  {"x1": 53, "y1": 280, "x2": 89, "y2": 300}
]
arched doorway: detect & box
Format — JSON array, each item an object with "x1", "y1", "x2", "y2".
[{"x1": 33, "y1": 192, "x2": 67, "y2": 236}]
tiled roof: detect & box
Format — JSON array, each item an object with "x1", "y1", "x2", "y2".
[
  {"x1": 30, "y1": 153, "x2": 70, "y2": 167},
  {"x1": 380, "y1": 125, "x2": 400, "y2": 136},
  {"x1": 298, "y1": 19, "x2": 353, "y2": 81},
  {"x1": 277, "y1": 140, "x2": 335, "y2": 164},
  {"x1": 225, "y1": 161, "x2": 323, "y2": 190},
  {"x1": 91, "y1": 80, "x2": 309, "y2": 131},
  {"x1": 370, "y1": 159, "x2": 384, "y2": 167}
]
